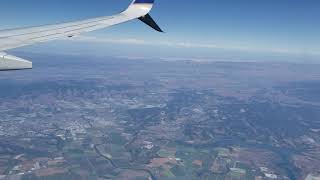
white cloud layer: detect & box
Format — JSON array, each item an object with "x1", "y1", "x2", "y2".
[{"x1": 70, "y1": 35, "x2": 319, "y2": 56}]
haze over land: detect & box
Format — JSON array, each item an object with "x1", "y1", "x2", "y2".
[{"x1": 0, "y1": 53, "x2": 319, "y2": 179}]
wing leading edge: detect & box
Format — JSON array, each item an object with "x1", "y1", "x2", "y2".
[{"x1": 0, "y1": 0, "x2": 162, "y2": 71}]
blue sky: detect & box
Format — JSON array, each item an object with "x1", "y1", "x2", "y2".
[{"x1": 1, "y1": 0, "x2": 320, "y2": 62}]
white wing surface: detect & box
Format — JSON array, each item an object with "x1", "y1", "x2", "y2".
[{"x1": 0, "y1": 0, "x2": 162, "y2": 70}]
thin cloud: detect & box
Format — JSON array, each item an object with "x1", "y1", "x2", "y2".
[
  {"x1": 70, "y1": 35, "x2": 318, "y2": 56},
  {"x1": 71, "y1": 35, "x2": 220, "y2": 49}
]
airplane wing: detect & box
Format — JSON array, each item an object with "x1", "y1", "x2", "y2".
[{"x1": 0, "y1": 0, "x2": 162, "y2": 71}]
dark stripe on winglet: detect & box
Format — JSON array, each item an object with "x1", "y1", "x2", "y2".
[{"x1": 134, "y1": 0, "x2": 154, "y2": 4}]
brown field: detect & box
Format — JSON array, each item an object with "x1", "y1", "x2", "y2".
[
  {"x1": 35, "y1": 167, "x2": 67, "y2": 177},
  {"x1": 192, "y1": 160, "x2": 203, "y2": 167},
  {"x1": 148, "y1": 157, "x2": 177, "y2": 170}
]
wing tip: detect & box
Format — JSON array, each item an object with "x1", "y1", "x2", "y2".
[{"x1": 138, "y1": 14, "x2": 163, "y2": 32}]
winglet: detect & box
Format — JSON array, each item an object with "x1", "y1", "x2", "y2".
[
  {"x1": 138, "y1": 14, "x2": 163, "y2": 32},
  {"x1": 129, "y1": 0, "x2": 163, "y2": 32}
]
